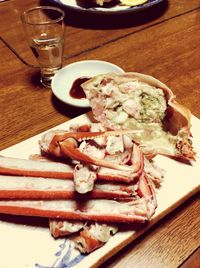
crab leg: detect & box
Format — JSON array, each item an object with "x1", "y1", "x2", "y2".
[
  {"x1": 0, "y1": 198, "x2": 148, "y2": 223},
  {"x1": 0, "y1": 155, "x2": 73, "y2": 179},
  {"x1": 137, "y1": 174, "x2": 157, "y2": 218},
  {"x1": 0, "y1": 175, "x2": 138, "y2": 199},
  {"x1": 40, "y1": 130, "x2": 143, "y2": 172},
  {"x1": 49, "y1": 130, "x2": 142, "y2": 146},
  {"x1": 97, "y1": 143, "x2": 144, "y2": 183},
  {"x1": 130, "y1": 142, "x2": 144, "y2": 177},
  {"x1": 59, "y1": 140, "x2": 133, "y2": 172},
  {"x1": 97, "y1": 168, "x2": 135, "y2": 183},
  {"x1": 0, "y1": 155, "x2": 140, "y2": 183},
  {"x1": 31, "y1": 154, "x2": 139, "y2": 183}
]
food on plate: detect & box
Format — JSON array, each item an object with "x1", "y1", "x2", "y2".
[
  {"x1": 82, "y1": 72, "x2": 195, "y2": 160},
  {"x1": 0, "y1": 166, "x2": 157, "y2": 222},
  {"x1": 39, "y1": 127, "x2": 145, "y2": 192},
  {"x1": 79, "y1": 0, "x2": 117, "y2": 6},
  {"x1": 96, "y1": 0, "x2": 115, "y2": 5},
  {"x1": 0, "y1": 155, "x2": 73, "y2": 179},
  {"x1": 49, "y1": 219, "x2": 85, "y2": 238},
  {"x1": 0, "y1": 174, "x2": 142, "y2": 199},
  {"x1": 120, "y1": 0, "x2": 148, "y2": 6},
  {"x1": 50, "y1": 219, "x2": 118, "y2": 253},
  {"x1": 75, "y1": 222, "x2": 118, "y2": 253},
  {"x1": 0, "y1": 121, "x2": 165, "y2": 252},
  {"x1": 80, "y1": 0, "x2": 148, "y2": 6},
  {"x1": 0, "y1": 70, "x2": 195, "y2": 254},
  {"x1": 0, "y1": 195, "x2": 152, "y2": 223}
]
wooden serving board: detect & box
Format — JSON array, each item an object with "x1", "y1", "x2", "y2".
[{"x1": 0, "y1": 113, "x2": 199, "y2": 268}]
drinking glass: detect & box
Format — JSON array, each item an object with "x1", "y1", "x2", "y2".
[{"x1": 21, "y1": 6, "x2": 65, "y2": 87}]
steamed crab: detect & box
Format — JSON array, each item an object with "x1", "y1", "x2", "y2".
[
  {"x1": 0, "y1": 72, "x2": 195, "y2": 253},
  {"x1": 81, "y1": 72, "x2": 195, "y2": 160},
  {"x1": 0, "y1": 124, "x2": 163, "y2": 252},
  {"x1": 0, "y1": 123, "x2": 162, "y2": 220}
]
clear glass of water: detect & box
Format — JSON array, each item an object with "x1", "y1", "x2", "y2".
[{"x1": 21, "y1": 6, "x2": 65, "y2": 87}]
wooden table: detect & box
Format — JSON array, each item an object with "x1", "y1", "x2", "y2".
[{"x1": 0, "y1": 0, "x2": 200, "y2": 267}]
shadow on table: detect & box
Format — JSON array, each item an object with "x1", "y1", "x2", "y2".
[
  {"x1": 0, "y1": 213, "x2": 49, "y2": 228},
  {"x1": 27, "y1": 72, "x2": 89, "y2": 117},
  {"x1": 51, "y1": 94, "x2": 91, "y2": 118},
  {"x1": 40, "y1": 0, "x2": 169, "y2": 30},
  {"x1": 28, "y1": 72, "x2": 89, "y2": 118}
]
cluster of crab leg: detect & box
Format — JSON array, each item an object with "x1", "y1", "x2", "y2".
[{"x1": 0, "y1": 126, "x2": 162, "y2": 253}]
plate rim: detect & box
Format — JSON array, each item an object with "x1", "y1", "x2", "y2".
[{"x1": 51, "y1": 0, "x2": 164, "y2": 15}]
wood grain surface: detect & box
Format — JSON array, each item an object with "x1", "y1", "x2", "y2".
[
  {"x1": 0, "y1": 0, "x2": 200, "y2": 267},
  {"x1": 100, "y1": 193, "x2": 200, "y2": 268}
]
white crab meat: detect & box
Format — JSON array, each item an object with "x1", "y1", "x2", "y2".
[
  {"x1": 73, "y1": 164, "x2": 97, "y2": 194},
  {"x1": 49, "y1": 219, "x2": 85, "y2": 238},
  {"x1": 75, "y1": 222, "x2": 118, "y2": 253},
  {"x1": 0, "y1": 155, "x2": 73, "y2": 179},
  {"x1": 0, "y1": 199, "x2": 148, "y2": 223}
]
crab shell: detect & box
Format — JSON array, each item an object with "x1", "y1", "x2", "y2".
[{"x1": 81, "y1": 72, "x2": 195, "y2": 160}]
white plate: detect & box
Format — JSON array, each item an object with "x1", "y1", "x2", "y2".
[
  {"x1": 51, "y1": 0, "x2": 164, "y2": 15},
  {"x1": 0, "y1": 114, "x2": 200, "y2": 268},
  {"x1": 51, "y1": 60, "x2": 124, "y2": 107}
]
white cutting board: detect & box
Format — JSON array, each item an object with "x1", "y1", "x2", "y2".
[{"x1": 0, "y1": 113, "x2": 199, "y2": 268}]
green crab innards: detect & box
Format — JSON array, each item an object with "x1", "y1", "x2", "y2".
[{"x1": 82, "y1": 72, "x2": 195, "y2": 160}]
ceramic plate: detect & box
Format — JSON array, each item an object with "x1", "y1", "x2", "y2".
[
  {"x1": 51, "y1": 60, "x2": 124, "y2": 107},
  {"x1": 0, "y1": 113, "x2": 200, "y2": 268},
  {"x1": 52, "y1": 0, "x2": 164, "y2": 15}
]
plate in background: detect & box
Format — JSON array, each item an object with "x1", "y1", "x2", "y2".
[
  {"x1": 51, "y1": 60, "x2": 124, "y2": 107},
  {"x1": 51, "y1": 0, "x2": 164, "y2": 15}
]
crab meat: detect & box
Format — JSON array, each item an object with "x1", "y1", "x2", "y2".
[
  {"x1": 137, "y1": 174, "x2": 157, "y2": 218},
  {"x1": 144, "y1": 158, "x2": 165, "y2": 187},
  {"x1": 0, "y1": 166, "x2": 157, "y2": 223},
  {"x1": 73, "y1": 164, "x2": 97, "y2": 194},
  {"x1": 75, "y1": 223, "x2": 118, "y2": 253},
  {"x1": 0, "y1": 197, "x2": 150, "y2": 223},
  {"x1": 0, "y1": 175, "x2": 139, "y2": 199},
  {"x1": 0, "y1": 155, "x2": 73, "y2": 179},
  {"x1": 0, "y1": 120, "x2": 162, "y2": 246},
  {"x1": 39, "y1": 129, "x2": 143, "y2": 172},
  {"x1": 39, "y1": 129, "x2": 145, "y2": 193},
  {"x1": 49, "y1": 218, "x2": 118, "y2": 252},
  {"x1": 0, "y1": 155, "x2": 140, "y2": 184},
  {"x1": 81, "y1": 72, "x2": 195, "y2": 160},
  {"x1": 49, "y1": 219, "x2": 85, "y2": 238}
]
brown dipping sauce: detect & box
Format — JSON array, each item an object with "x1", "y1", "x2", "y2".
[{"x1": 69, "y1": 77, "x2": 91, "y2": 99}]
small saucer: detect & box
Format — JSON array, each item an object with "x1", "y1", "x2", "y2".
[{"x1": 51, "y1": 60, "x2": 124, "y2": 107}]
